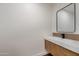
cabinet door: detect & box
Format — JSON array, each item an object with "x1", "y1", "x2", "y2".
[
  {"x1": 62, "y1": 47, "x2": 79, "y2": 56},
  {"x1": 45, "y1": 40, "x2": 53, "y2": 53},
  {"x1": 50, "y1": 42, "x2": 64, "y2": 56},
  {"x1": 45, "y1": 40, "x2": 64, "y2": 56}
]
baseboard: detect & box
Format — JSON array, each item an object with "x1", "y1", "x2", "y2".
[{"x1": 33, "y1": 51, "x2": 48, "y2": 56}]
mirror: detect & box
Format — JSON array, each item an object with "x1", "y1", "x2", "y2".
[{"x1": 56, "y1": 3, "x2": 76, "y2": 33}]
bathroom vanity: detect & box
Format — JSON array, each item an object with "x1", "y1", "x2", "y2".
[
  {"x1": 45, "y1": 40, "x2": 79, "y2": 56},
  {"x1": 45, "y1": 33, "x2": 79, "y2": 56},
  {"x1": 44, "y1": 3, "x2": 77, "y2": 56}
]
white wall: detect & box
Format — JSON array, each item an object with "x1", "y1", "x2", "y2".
[{"x1": 0, "y1": 3, "x2": 53, "y2": 56}]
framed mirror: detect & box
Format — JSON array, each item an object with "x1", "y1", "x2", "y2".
[{"x1": 56, "y1": 3, "x2": 76, "y2": 33}]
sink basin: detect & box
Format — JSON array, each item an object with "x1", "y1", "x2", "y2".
[
  {"x1": 62, "y1": 39, "x2": 79, "y2": 47},
  {"x1": 49, "y1": 36, "x2": 62, "y2": 41}
]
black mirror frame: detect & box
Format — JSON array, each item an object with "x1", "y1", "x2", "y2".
[{"x1": 56, "y1": 3, "x2": 76, "y2": 33}]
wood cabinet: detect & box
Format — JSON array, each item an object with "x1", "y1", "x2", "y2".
[
  {"x1": 45, "y1": 40, "x2": 79, "y2": 56},
  {"x1": 62, "y1": 47, "x2": 79, "y2": 56}
]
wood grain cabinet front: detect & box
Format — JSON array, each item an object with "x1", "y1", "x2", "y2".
[
  {"x1": 62, "y1": 47, "x2": 79, "y2": 56},
  {"x1": 45, "y1": 40, "x2": 79, "y2": 56}
]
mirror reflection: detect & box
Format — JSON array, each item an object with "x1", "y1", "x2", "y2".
[{"x1": 57, "y1": 3, "x2": 75, "y2": 33}]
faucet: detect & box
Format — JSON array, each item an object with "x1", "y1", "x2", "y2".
[{"x1": 61, "y1": 34, "x2": 65, "y2": 38}]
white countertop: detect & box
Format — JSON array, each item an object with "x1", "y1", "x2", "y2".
[{"x1": 44, "y1": 36, "x2": 79, "y2": 54}]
